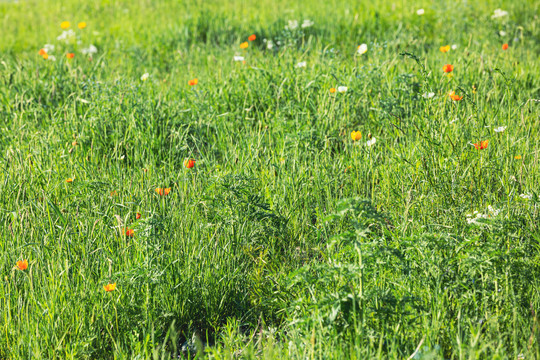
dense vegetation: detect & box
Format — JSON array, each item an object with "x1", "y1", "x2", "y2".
[{"x1": 1, "y1": 0, "x2": 539, "y2": 358}]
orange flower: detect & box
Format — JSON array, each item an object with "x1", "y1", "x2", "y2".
[
  {"x1": 443, "y1": 64, "x2": 454, "y2": 73},
  {"x1": 188, "y1": 78, "x2": 198, "y2": 86},
  {"x1": 66, "y1": 53, "x2": 75, "y2": 59},
  {"x1": 474, "y1": 140, "x2": 489, "y2": 150},
  {"x1": 448, "y1": 91, "x2": 463, "y2": 101},
  {"x1": 350, "y1": 131, "x2": 362, "y2": 141},
  {"x1": 39, "y1": 49, "x2": 47, "y2": 56},
  {"x1": 61, "y1": 21, "x2": 71, "y2": 29},
  {"x1": 125, "y1": 228, "x2": 134, "y2": 237},
  {"x1": 136, "y1": 212, "x2": 141, "y2": 219},
  {"x1": 240, "y1": 42, "x2": 249, "y2": 49},
  {"x1": 78, "y1": 22, "x2": 87, "y2": 29},
  {"x1": 248, "y1": 34, "x2": 256, "y2": 41},
  {"x1": 42, "y1": 53, "x2": 49, "y2": 60},
  {"x1": 103, "y1": 283, "x2": 116, "y2": 292},
  {"x1": 155, "y1": 187, "x2": 171, "y2": 196},
  {"x1": 439, "y1": 45, "x2": 450, "y2": 53},
  {"x1": 329, "y1": 88, "x2": 336, "y2": 93},
  {"x1": 184, "y1": 159, "x2": 195, "y2": 168},
  {"x1": 502, "y1": 43, "x2": 509, "y2": 50},
  {"x1": 514, "y1": 155, "x2": 522, "y2": 160},
  {"x1": 66, "y1": 178, "x2": 74, "y2": 183},
  {"x1": 16, "y1": 260, "x2": 28, "y2": 271}
]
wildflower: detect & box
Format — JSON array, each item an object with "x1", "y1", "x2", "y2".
[
  {"x1": 285, "y1": 20, "x2": 299, "y2": 30},
  {"x1": 81, "y1": 44, "x2": 98, "y2": 55},
  {"x1": 66, "y1": 53, "x2": 75, "y2": 59},
  {"x1": 351, "y1": 131, "x2": 362, "y2": 141},
  {"x1": 125, "y1": 228, "x2": 134, "y2": 237},
  {"x1": 473, "y1": 140, "x2": 489, "y2": 150},
  {"x1": 48, "y1": 55, "x2": 56, "y2": 61},
  {"x1": 141, "y1": 73, "x2": 149, "y2": 81},
  {"x1": 184, "y1": 159, "x2": 195, "y2": 168},
  {"x1": 366, "y1": 137, "x2": 377, "y2": 146},
  {"x1": 422, "y1": 92, "x2": 435, "y2": 98},
  {"x1": 248, "y1": 34, "x2": 256, "y2": 41},
  {"x1": 136, "y1": 212, "x2": 141, "y2": 219},
  {"x1": 155, "y1": 188, "x2": 171, "y2": 196},
  {"x1": 514, "y1": 155, "x2": 522, "y2": 160},
  {"x1": 520, "y1": 193, "x2": 532, "y2": 200},
  {"x1": 103, "y1": 283, "x2": 116, "y2": 292},
  {"x1": 472, "y1": 85, "x2": 477, "y2": 94},
  {"x1": 502, "y1": 43, "x2": 509, "y2": 50},
  {"x1": 110, "y1": 190, "x2": 117, "y2": 197},
  {"x1": 357, "y1": 44, "x2": 368, "y2": 55},
  {"x1": 416, "y1": 8, "x2": 424, "y2": 15},
  {"x1": 491, "y1": 9, "x2": 508, "y2": 19},
  {"x1": 66, "y1": 178, "x2": 74, "y2": 183},
  {"x1": 61, "y1": 21, "x2": 71, "y2": 29},
  {"x1": 443, "y1": 64, "x2": 454, "y2": 73},
  {"x1": 329, "y1": 88, "x2": 336, "y2": 93},
  {"x1": 240, "y1": 42, "x2": 249, "y2": 49},
  {"x1": 78, "y1": 22, "x2": 87, "y2": 29},
  {"x1": 302, "y1": 19, "x2": 314, "y2": 28},
  {"x1": 448, "y1": 91, "x2": 463, "y2": 101},
  {"x1": 494, "y1": 126, "x2": 507, "y2": 133},
  {"x1": 440, "y1": 45, "x2": 450, "y2": 53},
  {"x1": 188, "y1": 78, "x2": 198, "y2": 86},
  {"x1": 451, "y1": 44, "x2": 458, "y2": 50},
  {"x1": 499, "y1": 30, "x2": 507, "y2": 36},
  {"x1": 337, "y1": 86, "x2": 347, "y2": 93},
  {"x1": 233, "y1": 56, "x2": 245, "y2": 61},
  {"x1": 44, "y1": 44, "x2": 55, "y2": 53},
  {"x1": 295, "y1": 61, "x2": 307, "y2": 68},
  {"x1": 39, "y1": 48, "x2": 47, "y2": 56},
  {"x1": 57, "y1": 30, "x2": 76, "y2": 42},
  {"x1": 16, "y1": 260, "x2": 28, "y2": 271}
]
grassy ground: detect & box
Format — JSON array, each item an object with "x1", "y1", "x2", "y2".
[{"x1": 1, "y1": 0, "x2": 540, "y2": 358}]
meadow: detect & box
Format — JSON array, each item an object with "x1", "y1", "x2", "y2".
[{"x1": 1, "y1": 0, "x2": 540, "y2": 358}]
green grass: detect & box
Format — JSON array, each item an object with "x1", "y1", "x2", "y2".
[{"x1": 1, "y1": 0, "x2": 540, "y2": 358}]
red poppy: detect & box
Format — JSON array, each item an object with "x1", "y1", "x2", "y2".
[
  {"x1": 502, "y1": 43, "x2": 509, "y2": 50},
  {"x1": 443, "y1": 64, "x2": 454, "y2": 73},
  {"x1": 125, "y1": 228, "x2": 134, "y2": 237},
  {"x1": 66, "y1": 53, "x2": 75, "y2": 59},
  {"x1": 248, "y1": 34, "x2": 256, "y2": 41},
  {"x1": 474, "y1": 140, "x2": 489, "y2": 150},
  {"x1": 188, "y1": 78, "x2": 198, "y2": 86},
  {"x1": 184, "y1": 159, "x2": 195, "y2": 169},
  {"x1": 136, "y1": 212, "x2": 141, "y2": 219}
]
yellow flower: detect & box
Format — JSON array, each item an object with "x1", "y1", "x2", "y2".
[
  {"x1": 439, "y1": 45, "x2": 450, "y2": 53},
  {"x1": 61, "y1": 21, "x2": 71, "y2": 29},
  {"x1": 103, "y1": 283, "x2": 116, "y2": 292},
  {"x1": 78, "y1": 22, "x2": 87, "y2": 29},
  {"x1": 514, "y1": 155, "x2": 522, "y2": 160},
  {"x1": 351, "y1": 131, "x2": 362, "y2": 141},
  {"x1": 240, "y1": 42, "x2": 249, "y2": 49},
  {"x1": 66, "y1": 178, "x2": 74, "y2": 183}
]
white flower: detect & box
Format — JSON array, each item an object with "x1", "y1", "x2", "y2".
[
  {"x1": 233, "y1": 56, "x2": 245, "y2": 61},
  {"x1": 491, "y1": 9, "x2": 508, "y2": 19},
  {"x1": 520, "y1": 193, "x2": 532, "y2": 200},
  {"x1": 494, "y1": 126, "x2": 507, "y2": 133},
  {"x1": 301, "y1": 19, "x2": 314, "y2": 28},
  {"x1": 140, "y1": 73, "x2": 149, "y2": 81},
  {"x1": 81, "y1": 44, "x2": 98, "y2": 55},
  {"x1": 48, "y1": 55, "x2": 56, "y2": 61},
  {"x1": 56, "y1": 30, "x2": 76, "y2": 42},
  {"x1": 337, "y1": 86, "x2": 347, "y2": 93},
  {"x1": 366, "y1": 138, "x2": 377, "y2": 146},
  {"x1": 357, "y1": 43, "x2": 368, "y2": 55},
  {"x1": 44, "y1": 44, "x2": 55, "y2": 53},
  {"x1": 285, "y1": 20, "x2": 298, "y2": 30},
  {"x1": 451, "y1": 44, "x2": 458, "y2": 50},
  {"x1": 266, "y1": 40, "x2": 274, "y2": 50},
  {"x1": 499, "y1": 30, "x2": 507, "y2": 36},
  {"x1": 295, "y1": 61, "x2": 306, "y2": 68},
  {"x1": 416, "y1": 9, "x2": 424, "y2": 15},
  {"x1": 422, "y1": 92, "x2": 435, "y2": 98}
]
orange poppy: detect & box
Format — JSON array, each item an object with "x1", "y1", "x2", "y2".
[
  {"x1": 329, "y1": 88, "x2": 336, "y2": 93},
  {"x1": 514, "y1": 155, "x2": 522, "y2": 160},
  {"x1": 66, "y1": 53, "x2": 75, "y2": 59},
  {"x1": 350, "y1": 131, "x2": 362, "y2": 141},
  {"x1": 248, "y1": 34, "x2": 256, "y2": 41},
  {"x1": 66, "y1": 178, "x2": 74, "y2": 183},
  {"x1": 240, "y1": 42, "x2": 249, "y2": 49},
  {"x1": 188, "y1": 78, "x2": 198, "y2": 86},
  {"x1": 16, "y1": 260, "x2": 28, "y2": 271},
  {"x1": 443, "y1": 64, "x2": 454, "y2": 73},
  {"x1": 474, "y1": 140, "x2": 489, "y2": 150},
  {"x1": 439, "y1": 45, "x2": 450, "y2": 53},
  {"x1": 155, "y1": 187, "x2": 171, "y2": 196},
  {"x1": 103, "y1": 283, "x2": 116, "y2": 292},
  {"x1": 136, "y1": 212, "x2": 141, "y2": 219},
  {"x1": 125, "y1": 228, "x2": 134, "y2": 237},
  {"x1": 184, "y1": 159, "x2": 195, "y2": 168},
  {"x1": 502, "y1": 43, "x2": 509, "y2": 50},
  {"x1": 448, "y1": 91, "x2": 463, "y2": 101},
  {"x1": 39, "y1": 49, "x2": 47, "y2": 56}
]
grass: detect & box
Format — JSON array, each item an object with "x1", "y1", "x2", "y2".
[{"x1": 1, "y1": 0, "x2": 540, "y2": 358}]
